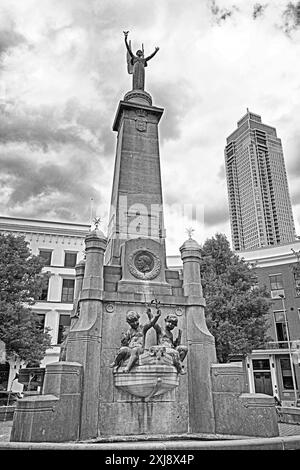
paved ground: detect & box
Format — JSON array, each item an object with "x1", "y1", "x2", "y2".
[
  {"x1": 1, "y1": 420, "x2": 300, "y2": 443},
  {"x1": 278, "y1": 422, "x2": 300, "y2": 436}
]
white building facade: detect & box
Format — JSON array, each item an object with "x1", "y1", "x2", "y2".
[{"x1": 0, "y1": 216, "x2": 89, "y2": 392}]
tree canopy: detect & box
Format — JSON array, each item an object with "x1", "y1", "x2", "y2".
[
  {"x1": 0, "y1": 233, "x2": 51, "y2": 363},
  {"x1": 200, "y1": 233, "x2": 271, "y2": 363}
]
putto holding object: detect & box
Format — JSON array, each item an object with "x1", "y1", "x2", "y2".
[
  {"x1": 148, "y1": 300, "x2": 188, "y2": 374},
  {"x1": 110, "y1": 308, "x2": 161, "y2": 373}
]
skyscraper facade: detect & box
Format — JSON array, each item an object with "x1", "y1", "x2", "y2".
[{"x1": 225, "y1": 110, "x2": 296, "y2": 251}]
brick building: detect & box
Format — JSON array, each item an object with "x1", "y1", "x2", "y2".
[{"x1": 239, "y1": 241, "x2": 300, "y2": 405}]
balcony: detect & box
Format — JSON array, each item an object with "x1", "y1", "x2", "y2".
[{"x1": 254, "y1": 340, "x2": 300, "y2": 355}]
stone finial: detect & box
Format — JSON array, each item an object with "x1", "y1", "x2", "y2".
[
  {"x1": 179, "y1": 236, "x2": 201, "y2": 253},
  {"x1": 180, "y1": 228, "x2": 201, "y2": 253},
  {"x1": 85, "y1": 227, "x2": 107, "y2": 243},
  {"x1": 86, "y1": 216, "x2": 106, "y2": 241}
]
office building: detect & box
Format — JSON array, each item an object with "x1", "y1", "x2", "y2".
[{"x1": 225, "y1": 110, "x2": 296, "y2": 251}]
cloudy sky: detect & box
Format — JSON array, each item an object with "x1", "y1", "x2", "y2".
[{"x1": 0, "y1": 0, "x2": 299, "y2": 255}]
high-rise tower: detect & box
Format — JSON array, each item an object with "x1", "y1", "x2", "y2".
[{"x1": 225, "y1": 110, "x2": 296, "y2": 251}]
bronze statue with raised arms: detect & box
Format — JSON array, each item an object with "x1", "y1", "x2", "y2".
[{"x1": 123, "y1": 31, "x2": 159, "y2": 91}]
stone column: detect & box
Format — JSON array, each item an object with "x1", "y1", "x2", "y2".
[
  {"x1": 70, "y1": 260, "x2": 85, "y2": 329},
  {"x1": 82, "y1": 231, "x2": 106, "y2": 290},
  {"x1": 66, "y1": 229, "x2": 107, "y2": 440},
  {"x1": 105, "y1": 97, "x2": 166, "y2": 266},
  {"x1": 180, "y1": 238, "x2": 217, "y2": 433},
  {"x1": 74, "y1": 260, "x2": 85, "y2": 299}
]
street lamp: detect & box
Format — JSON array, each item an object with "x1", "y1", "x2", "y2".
[{"x1": 278, "y1": 293, "x2": 298, "y2": 405}]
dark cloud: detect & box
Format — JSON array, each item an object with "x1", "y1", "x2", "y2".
[
  {"x1": 208, "y1": 0, "x2": 238, "y2": 24},
  {"x1": 0, "y1": 28, "x2": 26, "y2": 56},
  {"x1": 280, "y1": 1, "x2": 300, "y2": 35},
  {"x1": 253, "y1": 3, "x2": 268, "y2": 19},
  {"x1": 207, "y1": 1, "x2": 299, "y2": 36},
  {"x1": 204, "y1": 202, "x2": 229, "y2": 227},
  {"x1": 0, "y1": 146, "x2": 102, "y2": 222},
  {"x1": 0, "y1": 101, "x2": 114, "y2": 156},
  {"x1": 151, "y1": 80, "x2": 194, "y2": 142}
]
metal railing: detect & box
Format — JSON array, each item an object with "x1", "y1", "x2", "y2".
[{"x1": 265, "y1": 340, "x2": 296, "y2": 350}]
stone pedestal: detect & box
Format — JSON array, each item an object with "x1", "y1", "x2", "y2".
[
  {"x1": 211, "y1": 363, "x2": 279, "y2": 437},
  {"x1": 10, "y1": 362, "x2": 82, "y2": 442}
]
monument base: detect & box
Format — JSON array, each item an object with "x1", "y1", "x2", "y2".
[
  {"x1": 211, "y1": 363, "x2": 279, "y2": 437},
  {"x1": 10, "y1": 362, "x2": 83, "y2": 443}
]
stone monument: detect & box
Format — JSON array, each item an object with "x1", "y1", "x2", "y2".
[{"x1": 10, "y1": 32, "x2": 279, "y2": 442}]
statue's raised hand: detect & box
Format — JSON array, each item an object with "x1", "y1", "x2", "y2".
[{"x1": 123, "y1": 31, "x2": 129, "y2": 37}]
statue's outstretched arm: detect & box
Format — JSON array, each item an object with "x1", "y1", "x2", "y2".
[
  {"x1": 145, "y1": 47, "x2": 159, "y2": 62},
  {"x1": 124, "y1": 31, "x2": 134, "y2": 58},
  {"x1": 143, "y1": 309, "x2": 161, "y2": 333}
]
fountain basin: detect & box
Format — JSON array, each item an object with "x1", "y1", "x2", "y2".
[{"x1": 113, "y1": 364, "x2": 179, "y2": 399}]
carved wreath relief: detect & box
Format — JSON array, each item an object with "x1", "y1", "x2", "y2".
[{"x1": 128, "y1": 249, "x2": 161, "y2": 280}]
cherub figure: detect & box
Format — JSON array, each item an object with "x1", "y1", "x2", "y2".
[
  {"x1": 124, "y1": 31, "x2": 159, "y2": 91},
  {"x1": 147, "y1": 302, "x2": 187, "y2": 374},
  {"x1": 110, "y1": 309, "x2": 161, "y2": 373}
]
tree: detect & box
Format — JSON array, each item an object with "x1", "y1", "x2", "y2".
[
  {"x1": 0, "y1": 233, "x2": 51, "y2": 364},
  {"x1": 200, "y1": 233, "x2": 271, "y2": 363}
]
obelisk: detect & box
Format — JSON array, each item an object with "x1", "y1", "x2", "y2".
[{"x1": 105, "y1": 31, "x2": 166, "y2": 267}]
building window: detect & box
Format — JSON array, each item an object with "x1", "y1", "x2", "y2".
[
  {"x1": 61, "y1": 279, "x2": 75, "y2": 303},
  {"x1": 279, "y1": 358, "x2": 297, "y2": 390},
  {"x1": 39, "y1": 278, "x2": 49, "y2": 301},
  {"x1": 57, "y1": 314, "x2": 71, "y2": 344},
  {"x1": 269, "y1": 274, "x2": 284, "y2": 298},
  {"x1": 35, "y1": 314, "x2": 45, "y2": 330},
  {"x1": 293, "y1": 268, "x2": 300, "y2": 297},
  {"x1": 39, "y1": 250, "x2": 52, "y2": 266},
  {"x1": 252, "y1": 359, "x2": 273, "y2": 396},
  {"x1": 274, "y1": 311, "x2": 288, "y2": 348},
  {"x1": 64, "y1": 252, "x2": 77, "y2": 268},
  {"x1": 252, "y1": 359, "x2": 270, "y2": 370}
]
